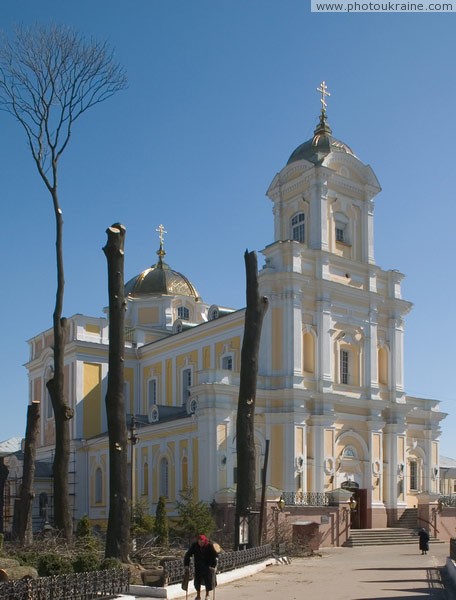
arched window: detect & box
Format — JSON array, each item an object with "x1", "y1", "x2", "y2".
[
  {"x1": 291, "y1": 213, "x2": 305, "y2": 243},
  {"x1": 159, "y1": 457, "x2": 169, "y2": 498},
  {"x1": 95, "y1": 467, "x2": 103, "y2": 504}
]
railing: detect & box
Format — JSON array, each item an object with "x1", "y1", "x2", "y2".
[
  {"x1": 438, "y1": 495, "x2": 456, "y2": 507},
  {"x1": 0, "y1": 567, "x2": 130, "y2": 600},
  {"x1": 164, "y1": 544, "x2": 273, "y2": 586},
  {"x1": 282, "y1": 491, "x2": 329, "y2": 506},
  {"x1": 450, "y1": 538, "x2": 456, "y2": 560}
]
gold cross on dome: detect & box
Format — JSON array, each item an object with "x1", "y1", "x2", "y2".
[
  {"x1": 156, "y1": 224, "x2": 167, "y2": 247},
  {"x1": 317, "y1": 81, "x2": 331, "y2": 111}
]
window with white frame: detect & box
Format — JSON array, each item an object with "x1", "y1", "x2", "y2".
[
  {"x1": 340, "y1": 349, "x2": 350, "y2": 384},
  {"x1": 148, "y1": 378, "x2": 157, "y2": 409},
  {"x1": 178, "y1": 306, "x2": 190, "y2": 321},
  {"x1": 409, "y1": 460, "x2": 418, "y2": 491},
  {"x1": 182, "y1": 368, "x2": 192, "y2": 405},
  {"x1": 291, "y1": 213, "x2": 305, "y2": 243},
  {"x1": 159, "y1": 457, "x2": 169, "y2": 498},
  {"x1": 221, "y1": 355, "x2": 233, "y2": 370},
  {"x1": 335, "y1": 212, "x2": 349, "y2": 244}
]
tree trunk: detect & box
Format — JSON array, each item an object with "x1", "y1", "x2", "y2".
[
  {"x1": 18, "y1": 402, "x2": 40, "y2": 545},
  {"x1": 103, "y1": 223, "x2": 130, "y2": 562},
  {"x1": 0, "y1": 459, "x2": 9, "y2": 534},
  {"x1": 46, "y1": 190, "x2": 73, "y2": 541},
  {"x1": 235, "y1": 250, "x2": 268, "y2": 548}
]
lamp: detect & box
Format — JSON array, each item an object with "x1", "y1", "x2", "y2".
[{"x1": 277, "y1": 496, "x2": 285, "y2": 512}]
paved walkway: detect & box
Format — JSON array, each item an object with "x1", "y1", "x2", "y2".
[{"x1": 208, "y1": 544, "x2": 453, "y2": 600}]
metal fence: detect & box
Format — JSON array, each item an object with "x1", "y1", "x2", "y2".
[
  {"x1": 0, "y1": 567, "x2": 130, "y2": 600},
  {"x1": 282, "y1": 491, "x2": 329, "y2": 506},
  {"x1": 164, "y1": 544, "x2": 273, "y2": 586},
  {"x1": 450, "y1": 538, "x2": 456, "y2": 560},
  {"x1": 438, "y1": 495, "x2": 456, "y2": 508}
]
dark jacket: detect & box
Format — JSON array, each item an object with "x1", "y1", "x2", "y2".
[{"x1": 419, "y1": 529, "x2": 430, "y2": 551}]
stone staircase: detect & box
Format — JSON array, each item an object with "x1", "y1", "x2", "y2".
[
  {"x1": 343, "y1": 527, "x2": 442, "y2": 547},
  {"x1": 392, "y1": 508, "x2": 418, "y2": 529}
]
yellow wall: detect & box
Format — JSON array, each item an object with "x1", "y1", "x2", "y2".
[
  {"x1": 139, "y1": 307, "x2": 159, "y2": 325},
  {"x1": 271, "y1": 425, "x2": 284, "y2": 488},
  {"x1": 83, "y1": 363, "x2": 102, "y2": 438}
]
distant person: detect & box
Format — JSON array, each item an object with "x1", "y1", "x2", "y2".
[
  {"x1": 418, "y1": 528, "x2": 430, "y2": 555},
  {"x1": 184, "y1": 534, "x2": 219, "y2": 600}
]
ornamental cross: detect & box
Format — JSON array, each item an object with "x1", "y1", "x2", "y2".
[
  {"x1": 317, "y1": 81, "x2": 331, "y2": 111},
  {"x1": 156, "y1": 223, "x2": 167, "y2": 247}
]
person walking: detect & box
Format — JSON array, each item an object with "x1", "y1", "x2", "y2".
[
  {"x1": 418, "y1": 528, "x2": 430, "y2": 555},
  {"x1": 184, "y1": 534, "x2": 219, "y2": 600}
]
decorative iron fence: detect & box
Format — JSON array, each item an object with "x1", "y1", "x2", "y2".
[
  {"x1": 438, "y1": 495, "x2": 456, "y2": 508},
  {"x1": 0, "y1": 567, "x2": 130, "y2": 600},
  {"x1": 450, "y1": 538, "x2": 456, "y2": 560},
  {"x1": 164, "y1": 544, "x2": 273, "y2": 586},
  {"x1": 282, "y1": 491, "x2": 329, "y2": 506}
]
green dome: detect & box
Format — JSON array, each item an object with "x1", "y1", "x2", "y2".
[{"x1": 287, "y1": 114, "x2": 356, "y2": 165}]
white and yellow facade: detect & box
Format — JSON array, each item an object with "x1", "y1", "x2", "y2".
[{"x1": 25, "y1": 105, "x2": 446, "y2": 531}]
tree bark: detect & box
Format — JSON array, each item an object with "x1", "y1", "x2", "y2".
[
  {"x1": 46, "y1": 191, "x2": 73, "y2": 541},
  {"x1": 103, "y1": 223, "x2": 130, "y2": 562},
  {"x1": 0, "y1": 459, "x2": 9, "y2": 534},
  {"x1": 235, "y1": 250, "x2": 268, "y2": 548},
  {"x1": 18, "y1": 402, "x2": 40, "y2": 545}
]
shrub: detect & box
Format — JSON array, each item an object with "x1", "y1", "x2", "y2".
[
  {"x1": 37, "y1": 553, "x2": 74, "y2": 576},
  {"x1": 154, "y1": 496, "x2": 169, "y2": 547},
  {"x1": 76, "y1": 515, "x2": 92, "y2": 539},
  {"x1": 174, "y1": 488, "x2": 215, "y2": 544},
  {"x1": 72, "y1": 552, "x2": 101, "y2": 573},
  {"x1": 100, "y1": 557, "x2": 123, "y2": 570}
]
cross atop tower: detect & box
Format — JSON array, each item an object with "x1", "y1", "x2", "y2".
[
  {"x1": 156, "y1": 224, "x2": 167, "y2": 247},
  {"x1": 317, "y1": 81, "x2": 331, "y2": 112}
]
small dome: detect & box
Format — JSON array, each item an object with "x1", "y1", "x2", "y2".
[
  {"x1": 287, "y1": 113, "x2": 356, "y2": 166},
  {"x1": 125, "y1": 257, "x2": 200, "y2": 300}
]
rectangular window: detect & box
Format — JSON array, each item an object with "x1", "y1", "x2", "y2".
[
  {"x1": 410, "y1": 461, "x2": 418, "y2": 490},
  {"x1": 336, "y1": 226, "x2": 345, "y2": 242},
  {"x1": 340, "y1": 349, "x2": 349, "y2": 385},
  {"x1": 291, "y1": 213, "x2": 305, "y2": 243},
  {"x1": 222, "y1": 355, "x2": 233, "y2": 370},
  {"x1": 148, "y1": 379, "x2": 157, "y2": 408},
  {"x1": 182, "y1": 368, "x2": 192, "y2": 405}
]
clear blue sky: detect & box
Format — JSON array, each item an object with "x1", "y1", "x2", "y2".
[{"x1": 0, "y1": 1, "x2": 455, "y2": 457}]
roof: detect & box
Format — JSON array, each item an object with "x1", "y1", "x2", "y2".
[
  {"x1": 287, "y1": 112, "x2": 357, "y2": 166},
  {"x1": 125, "y1": 254, "x2": 200, "y2": 300},
  {"x1": 0, "y1": 436, "x2": 21, "y2": 456}
]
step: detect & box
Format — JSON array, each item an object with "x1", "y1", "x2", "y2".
[{"x1": 343, "y1": 528, "x2": 442, "y2": 547}]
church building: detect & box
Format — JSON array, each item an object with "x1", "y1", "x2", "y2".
[{"x1": 25, "y1": 84, "x2": 446, "y2": 536}]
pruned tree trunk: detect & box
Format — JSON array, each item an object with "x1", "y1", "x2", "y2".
[
  {"x1": 18, "y1": 402, "x2": 40, "y2": 545},
  {"x1": 0, "y1": 459, "x2": 9, "y2": 534},
  {"x1": 103, "y1": 223, "x2": 130, "y2": 562},
  {"x1": 235, "y1": 250, "x2": 268, "y2": 548},
  {"x1": 46, "y1": 193, "x2": 73, "y2": 541}
]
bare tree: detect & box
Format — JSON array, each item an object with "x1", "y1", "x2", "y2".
[
  {"x1": 0, "y1": 24, "x2": 127, "y2": 539},
  {"x1": 235, "y1": 250, "x2": 268, "y2": 548},
  {"x1": 103, "y1": 223, "x2": 130, "y2": 562}
]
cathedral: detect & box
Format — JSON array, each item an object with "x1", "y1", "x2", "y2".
[{"x1": 24, "y1": 84, "x2": 446, "y2": 537}]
